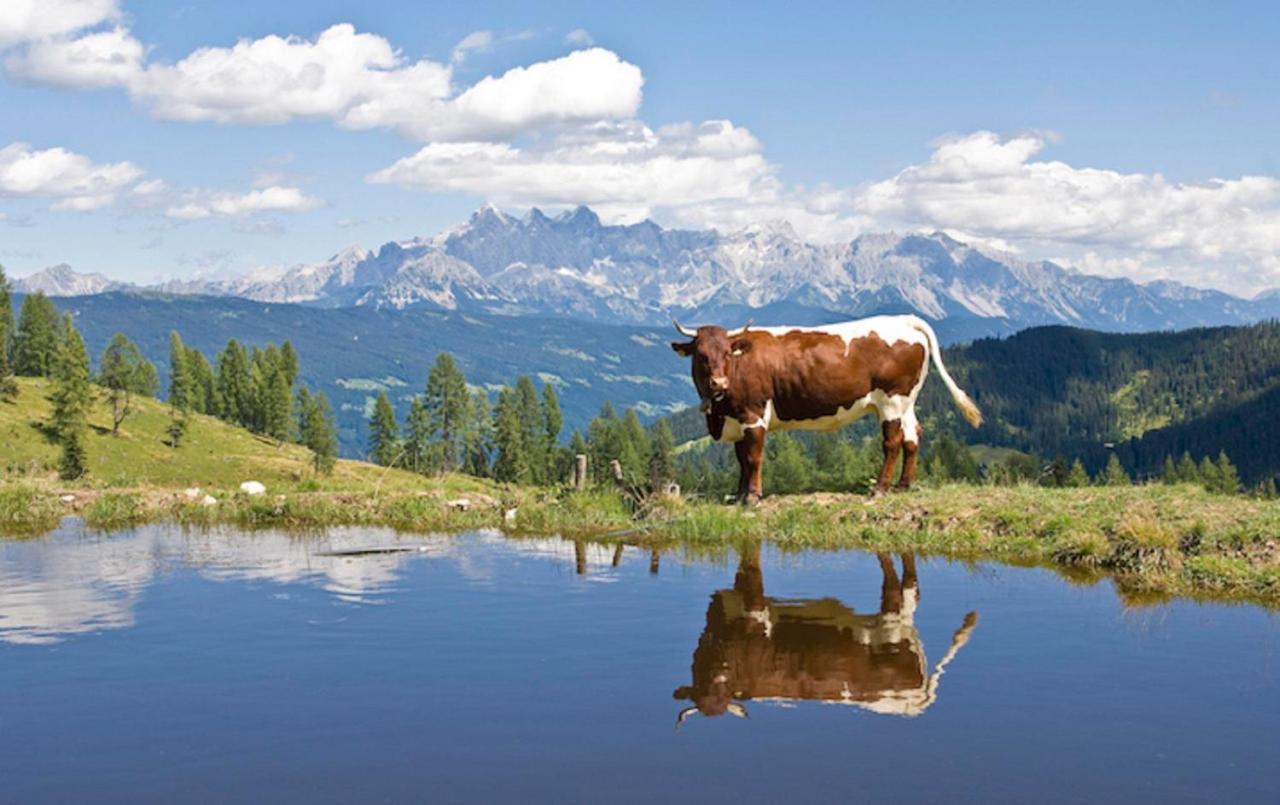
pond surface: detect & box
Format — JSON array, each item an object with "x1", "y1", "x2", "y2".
[{"x1": 1, "y1": 523, "x2": 1277, "y2": 803}]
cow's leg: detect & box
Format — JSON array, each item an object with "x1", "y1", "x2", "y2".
[
  {"x1": 733, "y1": 439, "x2": 751, "y2": 501},
  {"x1": 874, "y1": 419, "x2": 905, "y2": 496},
  {"x1": 738, "y1": 427, "x2": 766, "y2": 504},
  {"x1": 878, "y1": 552, "x2": 903, "y2": 614},
  {"x1": 895, "y1": 408, "x2": 921, "y2": 491}
]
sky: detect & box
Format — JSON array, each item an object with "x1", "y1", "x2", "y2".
[{"x1": 0, "y1": 0, "x2": 1277, "y2": 295}]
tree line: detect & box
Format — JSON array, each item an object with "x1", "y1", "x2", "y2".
[{"x1": 364, "y1": 353, "x2": 680, "y2": 490}]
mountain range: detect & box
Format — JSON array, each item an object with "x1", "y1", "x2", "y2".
[{"x1": 12, "y1": 205, "x2": 1280, "y2": 340}]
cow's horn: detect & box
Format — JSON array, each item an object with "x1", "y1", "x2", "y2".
[
  {"x1": 675, "y1": 706, "x2": 700, "y2": 731},
  {"x1": 672, "y1": 318, "x2": 698, "y2": 338},
  {"x1": 726, "y1": 319, "x2": 754, "y2": 338},
  {"x1": 726, "y1": 702, "x2": 749, "y2": 719}
]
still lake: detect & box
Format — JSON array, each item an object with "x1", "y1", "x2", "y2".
[{"x1": 1, "y1": 523, "x2": 1277, "y2": 803}]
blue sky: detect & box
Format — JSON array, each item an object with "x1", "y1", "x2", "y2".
[{"x1": 1, "y1": 1, "x2": 1277, "y2": 294}]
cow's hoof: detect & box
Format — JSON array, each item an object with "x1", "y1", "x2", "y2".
[
  {"x1": 892, "y1": 484, "x2": 913, "y2": 494},
  {"x1": 869, "y1": 486, "x2": 889, "y2": 499},
  {"x1": 738, "y1": 493, "x2": 762, "y2": 508}
]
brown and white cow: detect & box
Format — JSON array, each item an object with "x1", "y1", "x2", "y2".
[
  {"x1": 673, "y1": 547, "x2": 979, "y2": 727},
  {"x1": 671, "y1": 314, "x2": 982, "y2": 501}
]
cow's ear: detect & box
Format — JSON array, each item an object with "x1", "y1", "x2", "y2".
[
  {"x1": 731, "y1": 339, "x2": 753, "y2": 356},
  {"x1": 673, "y1": 686, "x2": 693, "y2": 699},
  {"x1": 671, "y1": 341, "x2": 694, "y2": 357}
]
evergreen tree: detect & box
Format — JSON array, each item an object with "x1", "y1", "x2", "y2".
[
  {"x1": 295, "y1": 386, "x2": 312, "y2": 441},
  {"x1": 542, "y1": 383, "x2": 563, "y2": 482},
  {"x1": 514, "y1": 376, "x2": 545, "y2": 482},
  {"x1": 1160, "y1": 455, "x2": 1178, "y2": 484},
  {"x1": 617, "y1": 408, "x2": 651, "y2": 484},
  {"x1": 1260, "y1": 477, "x2": 1278, "y2": 500},
  {"x1": 263, "y1": 367, "x2": 293, "y2": 443},
  {"x1": 98, "y1": 333, "x2": 156, "y2": 434},
  {"x1": 1198, "y1": 456, "x2": 1220, "y2": 491},
  {"x1": 0, "y1": 267, "x2": 15, "y2": 398},
  {"x1": 368, "y1": 390, "x2": 400, "y2": 466},
  {"x1": 649, "y1": 419, "x2": 675, "y2": 487},
  {"x1": 300, "y1": 389, "x2": 338, "y2": 475},
  {"x1": 168, "y1": 332, "x2": 195, "y2": 411},
  {"x1": 1065, "y1": 458, "x2": 1090, "y2": 487},
  {"x1": 403, "y1": 397, "x2": 435, "y2": 474},
  {"x1": 1213, "y1": 450, "x2": 1241, "y2": 494},
  {"x1": 0, "y1": 332, "x2": 15, "y2": 401},
  {"x1": 0, "y1": 266, "x2": 13, "y2": 355},
  {"x1": 215, "y1": 339, "x2": 252, "y2": 426},
  {"x1": 49, "y1": 315, "x2": 92, "y2": 480},
  {"x1": 1097, "y1": 453, "x2": 1130, "y2": 486},
  {"x1": 1177, "y1": 451, "x2": 1199, "y2": 484},
  {"x1": 13, "y1": 292, "x2": 60, "y2": 377},
  {"x1": 463, "y1": 390, "x2": 493, "y2": 477},
  {"x1": 1046, "y1": 455, "x2": 1070, "y2": 487},
  {"x1": 765, "y1": 432, "x2": 815, "y2": 494},
  {"x1": 279, "y1": 340, "x2": 299, "y2": 387},
  {"x1": 424, "y1": 353, "x2": 471, "y2": 473},
  {"x1": 569, "y1": 429, "x2": 589, "y2": 483},
  {"x1": 491, "y1": 386, "x2": 528, "y2": 483},
  {"x1": 186, "y1": 347, "x2": 215, "y2": 414}
]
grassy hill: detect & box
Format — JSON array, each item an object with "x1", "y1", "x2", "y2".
[
  {"x1": 0, "y1": 377, "x2": 435, "y2": 491},
  {"x1": 25, "y1": 292, "x2": 691, "y2": 455}
]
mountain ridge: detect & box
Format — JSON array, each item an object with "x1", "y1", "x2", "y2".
[{"x1": 11, "y1": 205, "x2": 1280, "y2": 337}]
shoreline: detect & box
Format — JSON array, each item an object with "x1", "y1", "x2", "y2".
[{"x1": 2, "y1": 481, "x2": 1277, "y2": 608}]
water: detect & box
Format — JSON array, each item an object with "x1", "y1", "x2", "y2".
[{"x1": 1, "y1": 523, "x2": 1277, "y2": 804}]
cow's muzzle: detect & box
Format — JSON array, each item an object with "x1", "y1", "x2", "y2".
[{"x1": 709, "y1": 376, "x2": 729, "y2": 398}]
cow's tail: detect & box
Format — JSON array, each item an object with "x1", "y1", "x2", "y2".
[{"x1": 911, "y1": 318, "x2": 982, "y2": 427}]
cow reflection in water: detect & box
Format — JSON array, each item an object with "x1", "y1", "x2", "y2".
[{"x1": 674, "y1": 548, "x2": 978, "y2": 726}]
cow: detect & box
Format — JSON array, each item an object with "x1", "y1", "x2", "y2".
[
  {"x1": 673, "y1": 547, "x2": 978, "y2": 727},
  {"x1": 671, "y1": 314, "x2": 982, "y2": 501}
]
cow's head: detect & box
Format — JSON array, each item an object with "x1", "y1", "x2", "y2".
[
  {"x1": 670, "y1": 319, "x2": 753, "y2": 405},
  {"x1": 673, "y1": 680, "x2": 749, "y2": 730}
]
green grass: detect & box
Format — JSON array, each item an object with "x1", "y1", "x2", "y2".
[
  {"x1": 1, "y1": 374, "x2": 1277, "y2": 606},
  {"x1": 0, "y1": 376, "x2": 437, "y2": 491}
]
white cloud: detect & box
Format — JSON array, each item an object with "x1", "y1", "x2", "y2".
[
  {"x1": 451, "y1": 30, "x2": 494, "y2": 64},
  {"x1": 165, "y1": 186, "x2": 320, "y2": 220},
  {"x1": 564, "y1": 29, "x2": 594, "y2": 47},
  {"x1": 0, "y1": 0, "x2": 118, "y2": 47},
  {"x1": 7, "y1": 22, "x2": 642, "y2": 142},
  {"x1": 854, "y1": 130, "x2": 1280, "y2": 294},
  {"x1": 0, "y1": 141, "x2": 141, "y2": 210},
  {"x1": 370, "y1": 120, "x2": 768, "y2": 222}
]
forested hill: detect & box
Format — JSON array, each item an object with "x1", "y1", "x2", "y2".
[{"x1": 666, "y1": 321, "x2": 1280, "y2": 484}]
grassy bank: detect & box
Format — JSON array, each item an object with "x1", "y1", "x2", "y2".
[{"x1": 1, "y1": 477, "x2": 1277, "y2": 607}]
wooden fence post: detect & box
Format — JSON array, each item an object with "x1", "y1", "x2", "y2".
[{"x1": 574, "y1": 453, "x2": 588, "y2": 491}]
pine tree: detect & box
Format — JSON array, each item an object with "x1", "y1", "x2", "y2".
[
  {"x1": 1177, "y1": 451, "x2": 1199, "y2": 484},
  {"x1": 1065, "y1": 458, "x2": 1090, "y2": 487},
  {"x1": 168, "y1": 332, "x2": 195, "y2": 411},
  {"x1": 463, "y1": 390, "x2": 493, "y2": 477},
  {"x1": 368, "y1": 390, "x2": 400, "y2": 466},
  {"x1": 1098, "y1": 453, "x2": 1130, "y2": 486},
  {"x1": 424, "y1": 353, "x2": 471, "y2": 473},
  {"x1": 279, "y1": 340, "x2": 299, "y2": 387},
  {"x1": 215, "y1": 339, "x2": 252, "y2": 426},
  {"x1": 49, "y1": 315, "x2": 92, "y2": 480},
  {"x1": 1198, "y1": 456, "x2": 1220, "y2": 492},
  {"x1": 1214, "y1": 451, "x2": 1241, "y2": 494},
  {"x1": 491, "y1": 386, "x2": 528, "y2": 483},
  {"x1": 98, "y1": 333, "x2": 156, "y2": 434},
  {"x1": 403, "y1": 397, "x2": 435, "y2": 474},
  {"x1": 186, "y1": 347, "x2": 215, "y2": 415},
  {"x1": 0, "y1": 266, "x2": 15, "y2": 398},
  {"x1": 649, "y1": 419, "x2": 675, "y2": 487},
  {"x1": 13, "y1": 292, "x2": 60, "y2": 377},
  {"x1": 263, "y1": 367, "x2": 293, "y2": 443},
  {"x1": 514, "y1": 376, "x2": 544, "y2": 482},
  {"x1": 766, "y1": 432, "x2": 815, "y2": 494},
  {"x1": 300, "y1": 389, "x2": 338, "y2": 475},
  {"x1": 0, "y1": 266, "x2": 14, "y2": 355},
  {"x1": 1160, "y1": 455, "x2": 1178, "y2": 484},
  {"x1": 542, "y1": 384, "x2": 564, "y2": 482}
]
